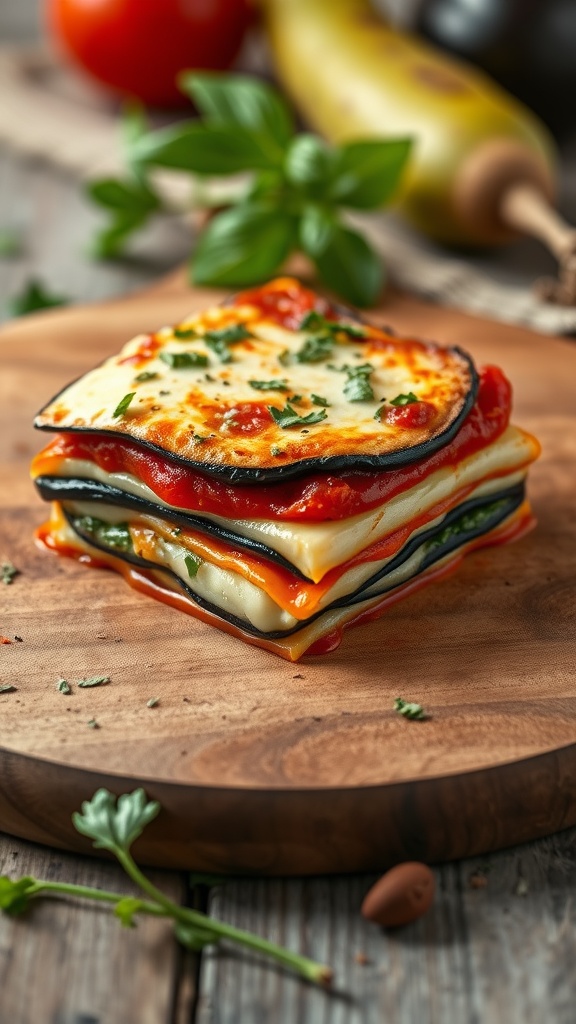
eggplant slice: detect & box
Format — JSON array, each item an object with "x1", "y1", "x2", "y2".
[
  {"x1": 60, "y1": 484, "x2": 524, "y2": 641},
  {"x1": 34, "y1": 279, "x2": 478, "y2": 483}
]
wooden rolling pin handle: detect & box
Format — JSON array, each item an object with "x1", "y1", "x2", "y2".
[{"x1": 500, "y1": 182, "x2": 576, "y2": 305}]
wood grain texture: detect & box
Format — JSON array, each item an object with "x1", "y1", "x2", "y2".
[
  {"x1": 1, "y1": 272, "x2": 576, "y2": 873},
  {"x1": 197, "y1": 830, "x2": 576, "y2": 1024},
  {"x1": 0, "y1": 831, "x2": 193, "y2": 1024}
]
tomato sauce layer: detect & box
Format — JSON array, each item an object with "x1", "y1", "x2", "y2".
[{"x1": 32, "y1": 366, "x2": 511, "y2": 523}]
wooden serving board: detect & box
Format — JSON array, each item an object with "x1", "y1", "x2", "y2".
[{"x1": 1, "y1": 272, "x2": 575, "y2": 875}]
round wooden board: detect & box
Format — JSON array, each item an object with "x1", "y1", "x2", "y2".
[{"x1": 1, "y1": 274, "x2": 576, "y2": 874}]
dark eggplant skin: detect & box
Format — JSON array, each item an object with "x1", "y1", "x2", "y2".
[
  {"x1": 34, "y1": 475, "x2": 311, "y2": 581},
  {"x1": 61, "y1": 484, "x2": 524, "y2": 640}
]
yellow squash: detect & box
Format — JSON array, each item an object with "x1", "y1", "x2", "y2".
[{"x1": 262, "y1": 0, "x2": 558, "y2": 246}]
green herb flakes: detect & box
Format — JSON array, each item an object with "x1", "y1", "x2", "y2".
[
  {"x1": 146, "y1": 698, "x2": 160, "y2": 708},
  {"x1": 296, "y1": 334, "x2": 333, "y2": 364},
  {"x1": 390, "y1": 392, "x2": 419, "y2": 406},
  {"x1": 78, "y1": 676, "x2": 111, "y2": 688},
  {"x1": 160, "y1": 351, "x2": 208, "y2": 370},
  {"x1": 133, "y1": 371, "x2": 158, "y2": 383},
  {"x1": 249, "y1": 379, "x2": 289, "y2": 392},
  {"x1": 112, "y1": 392, "x2": 136, "y2": 418},
  {"x1": 56, "y1": 678, "x2": 72, "y2": 695},
  {"x1": 204, "y1": 323, "x2": 251, "y2": 362},
  {"x1": 73, "y1": 517, "x2": 133, "y2": 553},
  {"x1": 184, "y1": 554, "x2": 202, "y2": 578},
  {"x1": 311, "y1": 394, "x2": 330, "y2": 407},
  {"x1": 87, "y1": 719, "x2": 100, "y2": 729},
  {"x1": 342, "y1": 363, "x2": 374, "y2": 402},
  {"x1": 298, "y1": 311, "x2": 367, "y2": 339},
  {"x1": 268, "y1": 403, "x2": 328, "y2": 429},
  {"x1": 278, "y1": 349, "x2": 291, "y2": 367},
  {"x1": 270, "y1": 445, "x2": 285, "y2": 457},
  {"x1": 0, "y1": 685, "x2": 17, "y2": 694},
  {"x1": 173, "y1": 326, "x2": 198, "y2": 340},
  {"x1": 394, "y1": 697, "x2": 427, "y2": 721},
  {"x1": 1, "y1": 561, "x2": 19, "y2": 585}
]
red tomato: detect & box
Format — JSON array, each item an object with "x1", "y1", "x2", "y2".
[{"x1": 46, "y1": 0, "x2": 254, "y2": 107}]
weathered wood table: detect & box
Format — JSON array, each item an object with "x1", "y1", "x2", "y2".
[{"x1": 2, "y1": 7, "x2": 576, "y2": 1023}]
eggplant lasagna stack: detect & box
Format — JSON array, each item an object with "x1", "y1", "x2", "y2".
[{"x1": 32, "y1": 278, "x2": 539, "y2": 660}]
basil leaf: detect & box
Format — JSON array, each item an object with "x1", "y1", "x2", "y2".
[
  {"x1": 87, "y1": 176, "x2": 160, "y2": 258},
  {"x1": 134, "y1": 371, "x2": 158, "y2": 382},
  {"x1": 298, "y1": 205, "x2": 336, "y2": 258},
  {"x1": 310, "y1": 223, "x2": 384, "y2": 307},
  {"x1": 160, "y1": 351, "x2": 208, "y2": 369},
  {"x1": 131, "y1": 122, "x2": 279, "y2": 174},
  {"x1": 390, "y1": 392, "x2": 419, "y2": 406},
  {"x1": 331, "y1": 138, "x2": 413, "y2": 209},
  {"x1": 285, "y1": 135, "x2": 335, "y2": 190},
  {"x1": 87, "y1": 177, "x2": 159, "y2": 213},
  {"x1": 8, "y1": 279, "x2": 68, "y2": 317},
  {"x1": 112, "y1": 392, "x2": 136, "y2": 418},
  {"x1": 180, "y1": 72, "x2": 293, "y2": 151},
  {"x1": 193, "y1": 203, "x2": 297, "y2": 288},
  {"x1": 311, "y1": 394, "x2": 330, "y2": 407},
  {"x1": 268, "y1": 403, "x2": 328, "y2": 429}
]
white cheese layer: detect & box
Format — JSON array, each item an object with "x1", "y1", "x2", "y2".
[
  {"x1": 49, "y1": 424, "x2": 537, "y2": 581},
  {"x1": 63, "y1": 471, "x2": 522, "y2": 633}
]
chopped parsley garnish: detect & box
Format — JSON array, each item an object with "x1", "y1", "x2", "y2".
[
  {"x1": 390, "y1": 392, "x2": 419, "y2": 406},
  {"x1": 192, "y1": 433, "x2": 209, "y2": 443},
  {"x1": 0, "y1": 684, "x2": 17, "y2": 694},
  {"x1": 342, "y1": 363, "x2": 374, "y2": 402},
  {"x1": 173, "y1": 326, "x2": 198, "y2": 340},
  {"x1": 394, "y1": 697, "x2": 427, "y2": 720},
  {"x1": 249, "y1": 379, "x2": 289, "y2": 392},
  {"x1": 57, "y1": 678, "x2": 72, "y2": 695},
  {"x1": 298, "y1": 310, "x2": 367, "y2": 338},
  {"x1": 172, "y1": 528, "x2": 182, "y2": 536},
  {"x1": 73, "y1": 516, "x2": 133, "y2": 553},
  {"x1": 112, "y1": 392, "x2": 136, "y2": 418},
  {"x1": 184, "y1": 553, "x2": 202, "y2": 578},
  {"x1": 147, "y1": 697, "x2": 160, "y2": 708},
  {"x1": 203, "y1": 323, "x2": 251, "y2": 363},
  {"x1": 295, "y1": 334, "x2": 333, "y2": 364},
  {"x1": 78, "y1": 676, "x2": 111, "y2": 688},
  {"x1": 278, "y1": 349, "x2": 291, "y2": 367},
  {"x1": 133, "y1": 371, "x2": 158, "y2": 383},
  {"x1": 160, "y1": 351, "x2": 208, "y2": 370},
  {"x1": 268, "y1": 403, "x2": 328, "y2": 429},
  {"x1": 270, "y1": 445, "x2": 285, "y2": 456},
  {"x1": 87, "y1": 719, "x2": 99, "y2": 729},
  {"x1": 311, "y1": 394, "x2": 330, "y2": 407},
  {"x1": 1, "y1": 561, "x2": 19, "y2": 585}
]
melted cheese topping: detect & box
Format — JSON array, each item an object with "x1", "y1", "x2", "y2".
[
  {"x1": 35, "y1": 289, "x2": 474, "y2": 474},
  {"x1": 45, "y1": 425, "x2": 538, "y2": 580}
]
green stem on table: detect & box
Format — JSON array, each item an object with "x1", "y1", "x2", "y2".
[
  {"x1": 115, "y1": 849, "x2": 333, "y2": 985},
  {"x1": 26, "y1": 880, "x2": 165, "y2": 916}
]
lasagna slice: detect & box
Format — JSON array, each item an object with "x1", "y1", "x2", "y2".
[{"x1": 31, "y1": 277, "x2": 540, "y2": 661}]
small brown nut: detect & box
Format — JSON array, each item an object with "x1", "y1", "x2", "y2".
[{"x1": 361, "y1": 862, "x2": 435, "y2": 928}]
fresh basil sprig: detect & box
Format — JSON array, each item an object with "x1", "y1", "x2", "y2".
[
  {"x1": 87, "y1": 73, "x2": 412, "y2": 307},
  {"x1": 0, "y1": 788, "x2": 331, "y2": 985}
]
